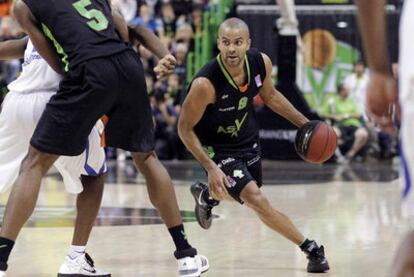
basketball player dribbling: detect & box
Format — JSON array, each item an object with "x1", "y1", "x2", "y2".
[
  {"x1": 178, "y1": 17, "x2": 329, "y2": 273},
  {"x1": 356, "y1": 1, "x2": 414, "y2": 276},
  {"x1": 0, "y1": 1, "x2": 208, "y2": 276}
]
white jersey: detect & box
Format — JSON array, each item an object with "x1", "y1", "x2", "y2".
[
  {"x1": 7, "y1": 39, "x2": 61, "y2": 94},
  {"x1": 0, "y1": 39, "x2": 106, "y2": 194}
]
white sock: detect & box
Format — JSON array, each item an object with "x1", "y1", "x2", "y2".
[{"x1": 68, "y1": 245, "x2": 86, "y2": 259}]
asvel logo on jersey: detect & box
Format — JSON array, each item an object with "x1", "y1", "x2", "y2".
[{"x1": 217, "y1": 112, "x2": 248, "y2": 137}]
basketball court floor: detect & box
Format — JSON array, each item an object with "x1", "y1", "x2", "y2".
[{"x1": 0, "y1": 159, "x2": 409, "y2": 277}]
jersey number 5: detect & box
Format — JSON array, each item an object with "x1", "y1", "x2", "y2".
[{"x1": 73, "y1": 0, "x2": 109, "y2": 31}]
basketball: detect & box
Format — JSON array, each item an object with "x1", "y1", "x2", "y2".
[{"x1": 295, "y1": 121, "x2": 337, "y2": 164}]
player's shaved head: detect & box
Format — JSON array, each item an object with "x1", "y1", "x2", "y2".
[
  {"x1": 217, "y1": 18, "x2": 251, "y2": 68},
  {"x1": 218, "y1": 17, "x2": 250, "y2": 38}
]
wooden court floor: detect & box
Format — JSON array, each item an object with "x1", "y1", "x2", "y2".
[{"x1": 0, "y1": 160, "x2": 410, "y2": 277}]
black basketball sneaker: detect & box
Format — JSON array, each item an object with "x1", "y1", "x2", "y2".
[
  {"x1": 301, "y1": 240, "x2": 330, "y2": 273},
  {"x1": 190, "y1": 182, "x2": 219, "y2": 229}
]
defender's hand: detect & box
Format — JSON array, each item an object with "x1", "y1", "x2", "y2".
[{"x1": 154, "y1": 54, "x2": 176, "y2": 80}]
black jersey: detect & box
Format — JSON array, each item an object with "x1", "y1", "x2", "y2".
[
  {"x1": 23, "y1": 0, "x2": 128, "y2": 72},
  {"x1": 191, "y1": 48, "x2": 267, "y2": 156}
]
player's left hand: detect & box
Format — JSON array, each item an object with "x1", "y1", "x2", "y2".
[
  {"x1": 366, "y1": 72, "x2": 399, "y2": 133},
  {"x1": 154, "y1": 54, "x2": 176, "y2": 80}
]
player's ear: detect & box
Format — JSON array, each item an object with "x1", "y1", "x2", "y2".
[
  {"x1": 217, "y1": 38, "x2": 222, "y2": 51},
  {"x1": 246, "y1": 38, "x2": 251, "y2": 50}
]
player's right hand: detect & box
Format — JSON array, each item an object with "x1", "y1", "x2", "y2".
[
  {"x1": 207, "y1": 165, "x2": 230, "y2": 201},
  {"x1": 366, "y1": 72, "x2": 399, "y2": 133}
]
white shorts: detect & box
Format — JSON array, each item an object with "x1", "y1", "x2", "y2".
[
  {"x1": 0, "y1": 91, "x2": 106, "y2": 194},
  {"x1": 399, "y1": 0, "x2": 414, "y2": 195}
]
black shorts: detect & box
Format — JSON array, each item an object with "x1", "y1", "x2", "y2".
[
  {"x1": 31, "y1": 49, "x2": 154, "y2": 156},
  {"x1": 212, "y1": 149, "x2": 262, "y2": 204}
]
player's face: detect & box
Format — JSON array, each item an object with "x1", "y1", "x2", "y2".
[{"x1": 218, "y1": 28, "x2": 251, "y2": 68}]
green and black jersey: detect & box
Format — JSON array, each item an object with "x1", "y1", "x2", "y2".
[
  {"x1": 23, "y1": 0, "x2": 128, "y2": 72},
  {"x1": 191, "y1": 48, "x2": 267, "y2": 156}
]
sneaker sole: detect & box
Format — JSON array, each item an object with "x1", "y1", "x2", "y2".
[
  {"x1": 58, "y1": 273, "x2": 111, "y2": 277},
  {"x1": 307, "y1": 263, "x2": 330, "y2": 273},
  {"x1": 191, "y1": 185, "x2": 212, "y2": 229}
]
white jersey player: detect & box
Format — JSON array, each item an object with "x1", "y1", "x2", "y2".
[
  {"x1": 0, "y1": 37, "x2": 109, "y2": 276},
  {"x1": 0, "y1": 38, "x2": 106, "y2": 194}
]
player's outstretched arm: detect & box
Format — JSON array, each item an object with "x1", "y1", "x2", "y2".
[
  {"x1": 0, "y1": 36, "x2": 28, "y2": 60},
  {"x1": 13, "y1": 0, "x2": 63, "y2": 74},
  {"x1": 259, "y1": 53, "x2": 308, "y2": 128},
  {"x1": 178, "y1": 78, "x2": 229, "y2": 200},
  {"x1": 355, "y1": 0, "x2": 390, "y2": 74}
]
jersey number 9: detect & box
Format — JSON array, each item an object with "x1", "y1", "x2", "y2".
[{"x1": 73, "y1": 0, "x2": 109, "y2": 31}]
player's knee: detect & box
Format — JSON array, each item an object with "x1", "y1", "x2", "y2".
[
  {"x1": 355, "y1": 128, "x2": 369, "y2": 142},
  {"x1": 80, "y1": 174, "x2": 105, "y2": 191},
  {"x1": 20, "y1": 147, "x2": 56, "y2": 175},
  {"x1": 131, "y1": 151, "x2": 156, "y2": 167},
  {"x1": 243, "y1": 189, "x2": 268, "y2": 214}
]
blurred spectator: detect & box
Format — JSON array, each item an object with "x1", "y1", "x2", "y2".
[
  {"x1": 168, "y1": 0, "x2": 194, "y2": 18},
  {"x1": 190, "y1": 4, "x2": 203, "y2": 35},
  {"x1": 157, "y1": 0, "x2": 185, "y2": 48},
  {"x1": 151, "y1": 88, "x2": 180, "y2": 160},
  {"x1": 157, "y1": 1, "x2": 180, "y2": 48},
  {"x1": 343, "y1": 60, "x2": 369, "y2": 115},
  {"x1": 173, "y1": 42, "x2": 188, "y2": 88},
  {"x1": 166, "y1": 73, "x2": 182, "y2": 108},
  {"x1": 112, "y1": 0, "x2": 137, "y2": 23},
  {"x1": 131, "y1": 3, "x2": 158, "y2": 33},
  {"x1": 322, "y1": 84, "x2": 369, "y2": 162},
  {"x1": 343, "y1": 60, "x2": 394, "y2": 159},
  {"x1": 174, "y1": 23, "x2": 194, "y2": 50}
]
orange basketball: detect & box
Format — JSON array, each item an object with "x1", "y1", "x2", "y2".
[{"x1": 295, "y1": 121, "x2": 337, "y2": 164}]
